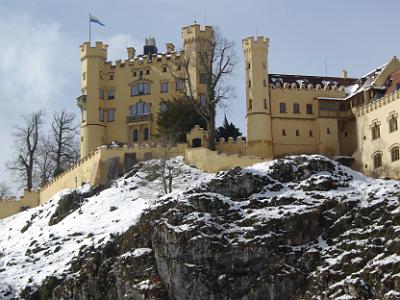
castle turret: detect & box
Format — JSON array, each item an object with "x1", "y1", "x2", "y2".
[
  {"x1": 181, "y1": 24, "x2": 214, "y2": 99},
  {"x1": 78, "y1": 41, "x2": 108, "y2": 158},
  {"x1": 242, "y1": 36, "x2": 273, "y2": 158}
]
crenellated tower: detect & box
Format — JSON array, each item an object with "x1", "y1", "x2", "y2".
[
  {"x1": 242, "y1": 36, "x2": 273, "y2": 158},
  {"x1": 181, "y1": 24, "x2": 214, "y2": 100},
  {"x1": 78, "y1": 41, "x2": 108, "y2": 158}
]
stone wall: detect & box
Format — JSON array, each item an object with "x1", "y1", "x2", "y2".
[
  {"x1": 0, "y1": 190, "x2": 40, "y2": 219},
  {"x1": 39, "y1": 143, "x2": 188, "y2": 205},
  {"x1": 184, "y1": 147, "x2": 265, "y2": 173}
]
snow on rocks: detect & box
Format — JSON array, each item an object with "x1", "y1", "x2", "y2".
[
  {"x1": 0, "y1": 157, "x2": 209, "y2": 299},
  {"x1": 0, "y1": 155, "x2": 399, "y2": 299}
]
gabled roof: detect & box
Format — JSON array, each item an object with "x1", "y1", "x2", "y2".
[{"x1": 346, "y1": 56, "x2": 400, "y2": 99}]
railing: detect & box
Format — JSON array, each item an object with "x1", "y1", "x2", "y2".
[
  {"x1": 318, "y1": 110, "x2": 353, "y2": 119},
  {"x1": 126, "y1": 114, "x2": 152, "y2": 123}
]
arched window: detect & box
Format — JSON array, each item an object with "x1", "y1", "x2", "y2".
[
  {"x1": 391, "y1": 146, "x2": 399, "y2": 162},
  {"x1": 131, "y1": 82, "x2": 151, "y2": 96},
  {"x1": 144, "y1": 127, "x2": 149, "y2": 140},
  {"x1": 133, "y1": 129, "x2": 139, "y2": 142},
  {"x1": 373, "y1": 152, "x2": 382, "y2": 169},
  {"x1": 130, "y1": 102, "x2": 151, "y2": 116}
]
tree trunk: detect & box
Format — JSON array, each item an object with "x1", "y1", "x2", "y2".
[{"x1": 207, "y1": 115, "x2": 216, "y2": 151}]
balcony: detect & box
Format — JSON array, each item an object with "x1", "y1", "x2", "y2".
[
  {"x1": 126, "y1": 114, "x2": 152, "y2": 123},
  {"x1": 318, "y1": 110, "x2": 353, "y2": 119}
]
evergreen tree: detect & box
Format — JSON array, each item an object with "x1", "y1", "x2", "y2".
[
  {"x1": 157, "y1": 99, "x2": 206, "y2": 143},
  {"x1": 216, "y1": 116, "x2": 242, "y2": 140}
]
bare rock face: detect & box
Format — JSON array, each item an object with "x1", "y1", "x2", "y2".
[{"x1": 21, "y1": 156, "x2": 400, "y2": 300}]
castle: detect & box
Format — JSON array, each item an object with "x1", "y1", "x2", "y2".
[
  {"x1": 242, "y1": 36, "x2": 400, "y2": 177},
  {"x1": 1, "y1": 23, "x2": 399, "y2": 218}
]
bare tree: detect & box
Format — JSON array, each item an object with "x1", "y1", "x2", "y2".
[
  {"x1": 7, "y1": 111, "x2": 43, "y2": 190},
  {"x1": 144, "y1": 118, "x2": 182, "y2": 194},
  {"x1": 35, "y1": 136, "x2": 56, "y2": 186},
  {"x1": 50, "y1": 110, "x2": 80, "y2": 176},
  {"x1": 0, "y1": 182, "x2": 11, "y2": 198},
  {"x1": 172, "y1": 29, "x2": 236, "y2": 150}
]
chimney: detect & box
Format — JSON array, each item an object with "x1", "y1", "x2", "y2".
[
  {"x1": 127, "y1": 47, "x2": 136, "y2": 59},
  {"x1": 166, "y1": 43, "x2": 175, "y2": 53},
  {"x1": 342, "y1": 70, "x2": 348, "y2": 79}
]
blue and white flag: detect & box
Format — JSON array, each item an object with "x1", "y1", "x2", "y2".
[{"x1": 90, "y1": 14, "x2": 105, "y2": 26}]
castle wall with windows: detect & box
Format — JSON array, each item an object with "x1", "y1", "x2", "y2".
[
  {"x1": 354, "y1": 90, "x2": 400, "y2": 178},
  {"x1": 243, "y1": 35, "x2": 400, "y2": 178},
  {"x1": 78, "y1": 24, "x2": 214, "y2": 158}
]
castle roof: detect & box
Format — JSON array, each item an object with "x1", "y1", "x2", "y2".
[{"x1": 269, "y1": 74, "x2": 358, "y2": 88}]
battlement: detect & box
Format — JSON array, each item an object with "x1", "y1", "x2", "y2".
[
  {"x1": 182, "y1": 24, "x2": 214, "y2": 44},
  {"x1": 357, "y1": 90, "x2": 400, "y2": 116},
  {"x1": 0, "y1": 189, "x2": 40, "y2": 219},
  {"x1": 80, "y1": 41, "x2": 108, "y2": 60},
  {"x1": 242, "y1": 36, "x2": 269, "y2": 50},
  {"x1": 106, "y1": 49, "x2": 185, "y2": 69}
]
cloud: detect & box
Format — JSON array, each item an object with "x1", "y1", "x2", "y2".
[
  {"x1": 0, "y1": 15, "x2": 72, "y2": 113},
  {"x1": 102, "y1": 33, "x2": 143, "y2": 62},
  {"x1": 0, "y1": 13, "x2": 75, "y2": 194}
]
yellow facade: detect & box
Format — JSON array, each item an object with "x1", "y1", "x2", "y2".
[
  {"x1": 78, "y1": 24, "x2": 214, "y2": 158},
  {"x1": 243, "y1": 35, "x2": 400, "y2": 178},
  {"x1": 3, "y1": 24, "x2": 400, "y2": 220}
]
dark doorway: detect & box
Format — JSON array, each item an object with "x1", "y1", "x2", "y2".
[
  {"x1": 124, "y1": 153, "x2": 137, "y2": 173},
  {"x1": 192, "y1": 138, "x2": 202, "y2": 148}
]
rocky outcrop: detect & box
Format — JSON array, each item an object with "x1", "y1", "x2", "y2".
[{"x1": 14, "y1": 156, "x2": 400, "y2": 299}]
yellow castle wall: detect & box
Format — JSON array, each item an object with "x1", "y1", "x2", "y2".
[
  {"x1": 354, "y1": 90, "x2": 400, "y2": 178},
  {"x1": 79, "y1": 24, "x2": 214, "y2": 158},
  {"x1": 0, "y1": 190, "x2": 40, "y2": 220},
  {"x1": 185, "y1": 147, "x2": 265, "y2": 173}
]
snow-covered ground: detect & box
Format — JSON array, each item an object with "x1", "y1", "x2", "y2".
[
  {"x1": 0, "y1": 157, "x2": 211, "y2": 298},
  {"x1": 0, "y1": 155, "x2": 399, "y2": 299}
]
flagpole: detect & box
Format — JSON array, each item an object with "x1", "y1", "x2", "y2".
[{"x1": 89, "y1": 14, "x2": 91, "y2": 44}]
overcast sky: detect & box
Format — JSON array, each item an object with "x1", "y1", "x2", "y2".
[{"x1": 1, "y1": 0, "x2": 399, "y2": 193}]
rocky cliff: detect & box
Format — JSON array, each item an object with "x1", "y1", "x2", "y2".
[{"x1": 1, "y1": 156, "x2": 399, "y2": 300}]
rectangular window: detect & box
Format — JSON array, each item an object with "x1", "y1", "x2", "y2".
[
  {"x1": 130, "y1": 105, "x2": 137, "y2": 117},
  {"x1": 320, "y1": 102, "x2": 337, "y2": 111},
  {"x1": 144, "y1": 103, "x2": 151, "y2": 114},
  {"x1": 280, "y1": 103, "x2": 286, "y2": 113},
  {"x1": 160, "y1": 82, "x2": 169, "y2": 93},
  {"x1": 389, "y1": 116, "x2": 398, "y2": 133},
  {"x1": 99, "y1": 88, "x2": 105, "y2": 99},
  {"x1": 249, "y1": 99, "x2": 253, "y2": 110},
  {"x1": 296, "y1": 129, "x2": 300, "y2": 136},
  {"x1": 293, "y1": 103, "x2": 300, "y2": 114},
  {"x1": 309, "y1": 130, "x2": 313, "y2": 137},
  {"x1": 264, "y1": 99, "x2": 268, "y2": 109},
  {"x1": 372, "y1": 124, "x2": 380, "y2": 140},
  {"x1": 306, "y1": 104, "x2": 313, "y2": 114},
  {"x1": 373, "y1": 153, "x2": 382, "y2": 169},
  {"x1": 108, "y1": 89, "x2": 115, "y2": 100},
  {"x1": 327, "y1": 128, "x2": 331, "y2": 134},
  {"x1": 282, "y1": 129, "x2": 286, "y2": 136},
  {"x1": 391, "y1": 147, "x2": 400, "y2": 162},
  {"x1": 199, "y1": 73, "x2": 207, "y2": 84},
  {"x1": 200, "y1": 94, "x2": 207, "y2": 107},
  {"x1": 107, "y1": 109, "x2": 115, "y2": 122},
  {"x1": 99, "y1": 108, "x2": 104, "y2": 121},
  {"x1": 176, "y1": 80, "x2": 185, "y2": 91}
]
